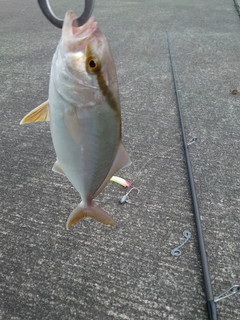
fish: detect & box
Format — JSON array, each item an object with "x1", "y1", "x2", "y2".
[{"x1": 20, "y1": 11, "x2": 131, "y2": 229}]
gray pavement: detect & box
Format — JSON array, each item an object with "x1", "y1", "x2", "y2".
[{"x1": 1, "y1": 0, "x2": 240, "y2": 319}]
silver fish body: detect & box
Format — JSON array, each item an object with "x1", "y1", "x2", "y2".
[{"x1": 21, "y1": 11, "x2": 131, "y2": 228}]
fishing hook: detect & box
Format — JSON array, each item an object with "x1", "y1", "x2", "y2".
[
  {"x1": 37, "y1": 0, "x2": 95, "y2": 28},
  {"x1": 119, "y1": 187, "x2": 139, "y2": 204}
]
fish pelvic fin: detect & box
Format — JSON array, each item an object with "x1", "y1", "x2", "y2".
[
  {"x1": 52, "y1": 160, "x2": 65, "y2": 176},
  {"x1": 20, "y1": 100, "x2": 49, "y2": 124},
  {"x1": 66, "y1": 201, "x2": 116, "y2": 229}
]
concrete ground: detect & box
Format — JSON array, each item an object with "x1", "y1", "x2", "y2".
[{"x1": 1, "y1": 0, "x2": 240, "y2": 319}]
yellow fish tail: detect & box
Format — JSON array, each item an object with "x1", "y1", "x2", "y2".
[{"x1": 66, "y1": 201, "x2": 116, "y2": 229}]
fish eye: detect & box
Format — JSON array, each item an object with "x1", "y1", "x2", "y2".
[
  {"x1": 89, "y1": 60, "x2": 96, "y2": 68},
  {"x1": 86, "y1": 55, "x2": 101, "y2": 73}
]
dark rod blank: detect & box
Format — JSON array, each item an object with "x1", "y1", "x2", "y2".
[{"x1": 166, "y1": 32, "x2": 218, "y2": 320}]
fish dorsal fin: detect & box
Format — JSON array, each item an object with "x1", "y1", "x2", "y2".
[
  {"x1": 92, "y1": 142, "x2": 131, "y2": 199},
  {"x1": 52, "y1": 161, "x2": 65, "y2": 176},
  {"x1": 20, "y1": 100, "x2": 49, "y2": 124}
]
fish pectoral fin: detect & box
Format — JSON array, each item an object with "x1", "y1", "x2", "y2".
[
  {"x1": 64, "y1": 106, "x2": 81, "y2": 143},
  {"x1": 20, "y1": 100, "x2": 49, "y2": 124},
  {"x1": 52, "y1": 161, "x2": 65, "y2": 176},
  {"x1": 92, "y1": 142, "x2": 131, "y2": 198},
  {"x1": 66, "y1": 201, "x2": 116, "y2": 229}
]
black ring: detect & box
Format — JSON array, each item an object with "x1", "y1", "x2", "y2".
[{"x1": 37, "y1": 0, "x2": 95, "y2": 29}]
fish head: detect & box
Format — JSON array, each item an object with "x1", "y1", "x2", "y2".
[{"x1": 55, "y1": 11, "x2": 119, "y2": 105}]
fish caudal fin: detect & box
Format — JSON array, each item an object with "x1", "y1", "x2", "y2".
[
  {"x1": 20, "y1": 100, "x2": 49, "y2": 124},
  {"x1": 66, "y1": 201, "x2": 116, "y2": 229}
]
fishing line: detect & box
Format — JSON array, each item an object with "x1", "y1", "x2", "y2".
[
  {"x1": 119, "y1": 143, "x2": 183, "y2": 204},
  {"x1": 167, "y1": 31, "x2": 218, "y2": 320}
]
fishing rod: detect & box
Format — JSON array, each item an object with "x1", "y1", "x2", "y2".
[
  {"x1": 166, "y1": 32, "x2": 218, "y2": 320},
  {"x1": 233, "y1": 0, "x2": 240, "y2": 16}
]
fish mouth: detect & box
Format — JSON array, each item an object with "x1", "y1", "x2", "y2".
[{"x1": 66, "y1": 11, "x2": 98, "y2": 40}]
